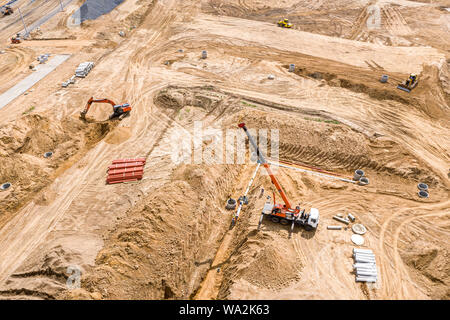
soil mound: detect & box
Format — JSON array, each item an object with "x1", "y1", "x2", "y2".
[{"x1": 0, "y1": 114, "x2": 113, "y2": 222}]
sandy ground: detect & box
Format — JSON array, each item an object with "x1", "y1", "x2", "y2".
[
  {"x1": 0, "y1": 54, "x2": 70, "y2": 109},
  {"x1": 0, "y1": 0, "x2": 448, "y2": 300}
]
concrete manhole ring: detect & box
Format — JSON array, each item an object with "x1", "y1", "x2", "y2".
[
  {"x1": 358, "y1": 177, "x2": 369, "y2": 186},
  {"x1": 418, "y1": 190, "x2": 429, "y2": 198},
  {"x1": 1, "y1": 182, "x2": 12, "y2": 191},
  {"x1": 352, "y1": 223, "x2": 367, "y2": 235},
  {"x1": 353, "y1": 169, "x2": 364, "y2": 181},
  {"x1": 417, "y1": 183, "x2": 428, "y2": 191},
  {"x1": 225, "y1": 198, "x2": 237, "y2": 210},
  {"x1": 351, "y1": 234, "x2": 365, "y2": 246}
]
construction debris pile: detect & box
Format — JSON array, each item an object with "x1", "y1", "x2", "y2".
[
  {"x1": 37, "y1": 54, "x2": 50, "y2": 64},
  {"x1": 62, "y1": 75, "x2": 76, "y2": 88},
  {"x1": 106, "y1": 157, "x2": 146, "y2": 184},
  {"x1": 75, "y1": 61, "x2": 95, "y2": 78},
  {"x1": 353, "y1": 248, "x2": 378, "y2": 283}
]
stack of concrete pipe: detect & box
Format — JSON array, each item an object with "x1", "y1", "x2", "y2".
[
  {"x1": 37, "y1": 54, "x2": 50, "y2": 64},
  {"x1": 75, "y1": 61, "x2": 95, "y2": 78},
  {"x1": 353, "y1": 248, "x2": 377, "y2": 283}
]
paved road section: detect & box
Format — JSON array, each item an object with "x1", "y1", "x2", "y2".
[{"x1": 0, "y1": 54, "x2": 70, "y2": 110}]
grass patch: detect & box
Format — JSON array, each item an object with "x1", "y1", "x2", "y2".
[
  {"x1": 22, "y1": 106, "x2": 35, "y2": 115},
  {"x1": 241, "y1": 101, "x2": 257, "y2": 108},
  {"x1": 304, "y1": 117, "x2": 340, "y2": 125}
]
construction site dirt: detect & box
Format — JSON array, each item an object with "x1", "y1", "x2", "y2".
[{"x1": 0, "y1": 0, "x2": 448, "y2": 301}]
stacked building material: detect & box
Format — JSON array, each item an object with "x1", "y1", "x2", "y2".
[
  {"x1": 37, "y1": 54, "x2": 50, "y2": 64},
  {"x1": 353, "y1": 248, "x2": 377, "y2": 283},
  {"x1": 62, "y1": 75, "x2": 77, "y2": 88},
  {"x1": 106, "y1": 157, "x2": 146, "y2": 184},
  {"x1": 75, "y1": 61, "x2": 94, "y2": 78}
]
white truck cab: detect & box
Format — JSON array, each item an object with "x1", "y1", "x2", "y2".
[
  {"x1": 307, "y1": 208, "x2": 320, "y2": 229},
  {"x1": 262, "y1": 202, "x2": 274, "y2": 214}
]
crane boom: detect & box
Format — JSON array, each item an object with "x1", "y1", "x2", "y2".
[{"x1": 238, "y1": 123, "x2": 292, "y2": 209}]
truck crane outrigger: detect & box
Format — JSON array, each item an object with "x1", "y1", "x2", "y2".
[{"x1": 238, "y1": 123, "x2": 319, "y2": 237}]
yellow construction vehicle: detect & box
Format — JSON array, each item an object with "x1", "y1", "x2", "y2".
[
  {"x1": 397, "y1": 73, "x2": 419, "y2": 93},
  {"x1": 277, "y1": 18, "x2": 293, "y2": 28}
]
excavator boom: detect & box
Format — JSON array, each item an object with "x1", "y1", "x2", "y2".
[{"x1": 238, "y1": 123, "x2": 292, "y2": 209}]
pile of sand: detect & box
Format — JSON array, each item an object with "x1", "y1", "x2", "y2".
[
  {"x1": 402, "y1": 240, "x2": 449, "y2": 299},
  {"x1": 0, "y1": 113, "x2": 114, "y2": 226},
  {"x1": 80, "y1": 163, "x2": 241, "y2": 299}
]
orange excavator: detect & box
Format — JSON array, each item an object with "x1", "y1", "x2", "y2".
[
  {"x1": 238, "y1": 123, "x2": 319, "y2": 236},
  {"x1": 80, "y1": 97, "x2": 132, "y2": 121}
]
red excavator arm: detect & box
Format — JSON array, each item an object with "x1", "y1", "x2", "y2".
[
  {"x1": 238, "y1": 122, "x2": 292, "y2": 209},
  {"x1": 80, "y1": 97, "x2": 116, "y2": 119}
]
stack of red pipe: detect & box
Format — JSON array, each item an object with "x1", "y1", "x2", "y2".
[{"x1": 106, "y1": 157, "x2": 146, "y2": 184}]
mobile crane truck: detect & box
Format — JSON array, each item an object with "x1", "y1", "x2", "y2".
[{"x1": 238, "y1": 123, "x2": 319, "y2": 237}]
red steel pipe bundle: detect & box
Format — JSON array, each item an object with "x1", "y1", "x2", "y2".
[{"x1": 106, "y1": 158, "x2": 145, "y2": 184}]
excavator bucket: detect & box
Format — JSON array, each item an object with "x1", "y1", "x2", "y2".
[{"x1": 80, "y1": 97, "x2": 94, "y2": 120}]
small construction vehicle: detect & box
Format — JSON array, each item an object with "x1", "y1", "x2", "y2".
[
  {"x1": 277, "y1": 18, "x2": 293, "y2": 28},
  {"x1": 1, "y1": 6, "x2": 13, "y2": 16},
  {"x1": 397, "y1": 73, "x2": 418, "y2": 93},
  {"x1": 238, "y1": 123, "x2": 319, "y2": 237},
  {"x1": 11, "y1": 33, "x2": 21, "y2": 44},
  {"x1": 80, "y1": 97, "x2": 132, "y2": 121}
]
